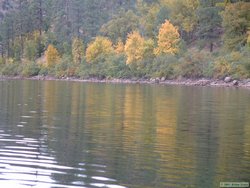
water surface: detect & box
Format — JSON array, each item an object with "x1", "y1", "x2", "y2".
[{"x1": 0, "y1": 80, "x2": 249, "y2": 187}]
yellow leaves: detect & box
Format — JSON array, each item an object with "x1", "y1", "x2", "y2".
[
  {"x1": 155, "y1": 20, "x2": 180, "y2": 55},
  {"x1": 45, "y1": 44, "x2": 60, "y2": 67},
  {"x1": 72, "y1": 37, "x2": 84, "y2": 64},
  {"x1": 114, "y1": 39, "x2": 124, "y2": 54},
  {"x1": 124, "y1": 31, "x2": 146, "y2": 64},
  {"x1": 124, "y1": 31, "x2": 155, "y2": 64},
  {"x1": 86, "y1": 36, "x2": 114, "y2": 63}
]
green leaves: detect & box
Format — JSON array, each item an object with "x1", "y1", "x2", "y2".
[{"x1": 221, "y1": 2, "x2": 250, "y2": 50}]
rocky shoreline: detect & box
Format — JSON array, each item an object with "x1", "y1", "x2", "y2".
[{"x1": 1, "y1": 75, "x2": 250, "y2": 88}]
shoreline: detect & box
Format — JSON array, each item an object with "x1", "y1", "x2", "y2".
[{"x1": 1, "y1": 75, "x2": 250, "y2": 88}]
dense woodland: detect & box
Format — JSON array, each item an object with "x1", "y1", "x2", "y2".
[{"x1": 0, "y1": 0, "x2": 249, "y2": 79}]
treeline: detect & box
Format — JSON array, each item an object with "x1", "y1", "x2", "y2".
[{"x1": 0, "y1": 0, "x2": 249, "y2": 79}]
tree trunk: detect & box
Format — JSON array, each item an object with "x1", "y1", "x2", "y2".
[
  {"x1": 210, "y1": 42, "x2": 213, "y2": 53},
  {"x1": 38, "y1": 0, "x2": 43, "y2": 36}
]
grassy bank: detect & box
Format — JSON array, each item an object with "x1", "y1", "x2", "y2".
[{"x1": 1, "y1": 48, "x2": 249, "y2": 82}]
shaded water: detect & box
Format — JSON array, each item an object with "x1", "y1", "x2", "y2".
[{"x1": 0, "y1": 80, "x2": 250, "y2": 188}]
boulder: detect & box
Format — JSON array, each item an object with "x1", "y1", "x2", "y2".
[
  {"x1": 98, "y1": 75, "x2": 105, "y2": 80},
  {"x1": 131, "y1": 77, "x2": 138, "y2": 81},
  {"x1": 232, "y1": 80, "x2": 238, "y2": 86},
  {"x1": 161, "y1": 77, "x2": 166, "y2": 82},
  {"x1": 224, "y1": 76, "x2": 232, "y2": 83},
  {"x1": 196, "y1": 79, "x2": 210, "y2": 86},
  {"x1": 150, "y1": 78, "x2": 160, "y2": 84}
]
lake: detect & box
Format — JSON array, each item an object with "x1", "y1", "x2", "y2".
[{"x1": 0, "y1": 80, "x2": 249, "y2": 188}]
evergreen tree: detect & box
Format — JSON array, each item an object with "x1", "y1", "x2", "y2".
[
  {"x1": 196, "y1": 0, "x2": 222, "y2": 52},
  {"x1": 221, "y1": 2, "x2": 250, "y2": 50}
]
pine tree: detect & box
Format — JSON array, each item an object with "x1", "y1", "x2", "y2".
[
  {"x1": 221, "y1": 2, "x2": 250, "y2": 50},
  {"x1": 196, "y1": 0, "x2": 222, "y2": 52}
]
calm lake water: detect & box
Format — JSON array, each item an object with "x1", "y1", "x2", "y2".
[{"x1": 0, "y1": 80, "x2": 249, "y2": 188}]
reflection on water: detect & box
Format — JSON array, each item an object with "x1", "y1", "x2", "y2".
[{"x1": 0, "y1": 80, "x2": 250, "y2": 188}]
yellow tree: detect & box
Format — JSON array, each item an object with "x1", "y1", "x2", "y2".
[
  {"x1": 114, "y1": 38, "x2": 124, "y2": 54},
  {"x1": 124, "y1": 31, "x2": 145, "y2": 64},
  {"x1": 45, "y1": 44, "x2": 60, "y2": 67},
  {"x1": 155, "y1": 20, "x2": 180, "y2": 55},
  {"x1": 72, "y1": 37, "x2": 84, "y2": 64},
  {"x1": 85, "y1": 36, "x2": 114, "y2": 63}
]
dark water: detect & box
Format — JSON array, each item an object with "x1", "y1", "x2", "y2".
[{"x1": 0, "y1": 80, "x2": 249, "y2": 188}]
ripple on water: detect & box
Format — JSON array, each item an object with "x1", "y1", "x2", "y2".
[
  {"x1": 92, "y1": 176, "x2": 117, "y2": 182},
  {"x1": 0, "y1": 131, "x2": 125, "y2": 188},
  {"x1": 0, "y1": 132, "x2": 76, "y2": 187},
  {"x1": 21, "y1": 115, "x2": 33, "y2": 119},
  {"x1": 90, "y1": 183, "x2": 127, "y2": 188}
]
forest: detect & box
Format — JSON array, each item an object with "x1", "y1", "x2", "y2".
[{"x1": 0, "y1": 0, "x2": 249, "y2": 80}]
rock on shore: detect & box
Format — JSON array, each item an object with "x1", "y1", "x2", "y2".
[{"x1": 1, "y1": 76, "x2": 250, "y2": 88}]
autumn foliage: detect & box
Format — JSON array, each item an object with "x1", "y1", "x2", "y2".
[
  {"x1": 1, "y1": 0, "x2": 249, "y2": 79},
  {"x1": 45, "y1": 44, "x2": 60, "y2": 67},
  {"x1": 114, "y1": 39, "x2": 125, "y2": 54},
  {"x1": 155, "y1": 20, "x2": 180, "y2": 55},
  {"x1": 124, "y1": 31, "x2": 146, "y2": 64},
  {"x1": 124, "y1": 31, "x2": 145, "y2": 64},
  {"x1": 86, "y1": 36, "x2": 114, "y2": 63}
]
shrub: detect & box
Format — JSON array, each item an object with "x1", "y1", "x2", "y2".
[
  {"x1": 213, "y1": 57, "x2": 232, "y2": 78},
  {"x1": 54, "y1": 55, "x2": 75, "y2": 78},
  {"x1": 242, "y1": 48, "x2": 250, "y2": 77},
  {"x1": 149, "y1": 55, "x2": 179, "y2": 78},
  {"x1": 21, "y1": 61, "x2": 41, "y2": 77},
  {"x1": 0, "y1": 57, "x2": 5, "y2": 65},
  {"x1": 77, "y1": 55, "x2": 108, "y2": 79},
  {"x1": 177, "y1": 50, "x2": 211, "y2": 78},
  {"x1": 104, "y1": 54, "x2": 130, "y2": 78},
  {"x1": 39, "y1": 66, "x2": 49, "y2": 76},
  {"x1": 1, "y1": 62, "x2": 21, "y2": 76},
  {"x1": 213, "y1": 51, "x2": 249, "y2": 79}
]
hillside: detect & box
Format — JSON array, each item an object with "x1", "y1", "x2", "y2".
[{"x1": 0, "y1": 0, "x2": 249, "y2": 79}]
